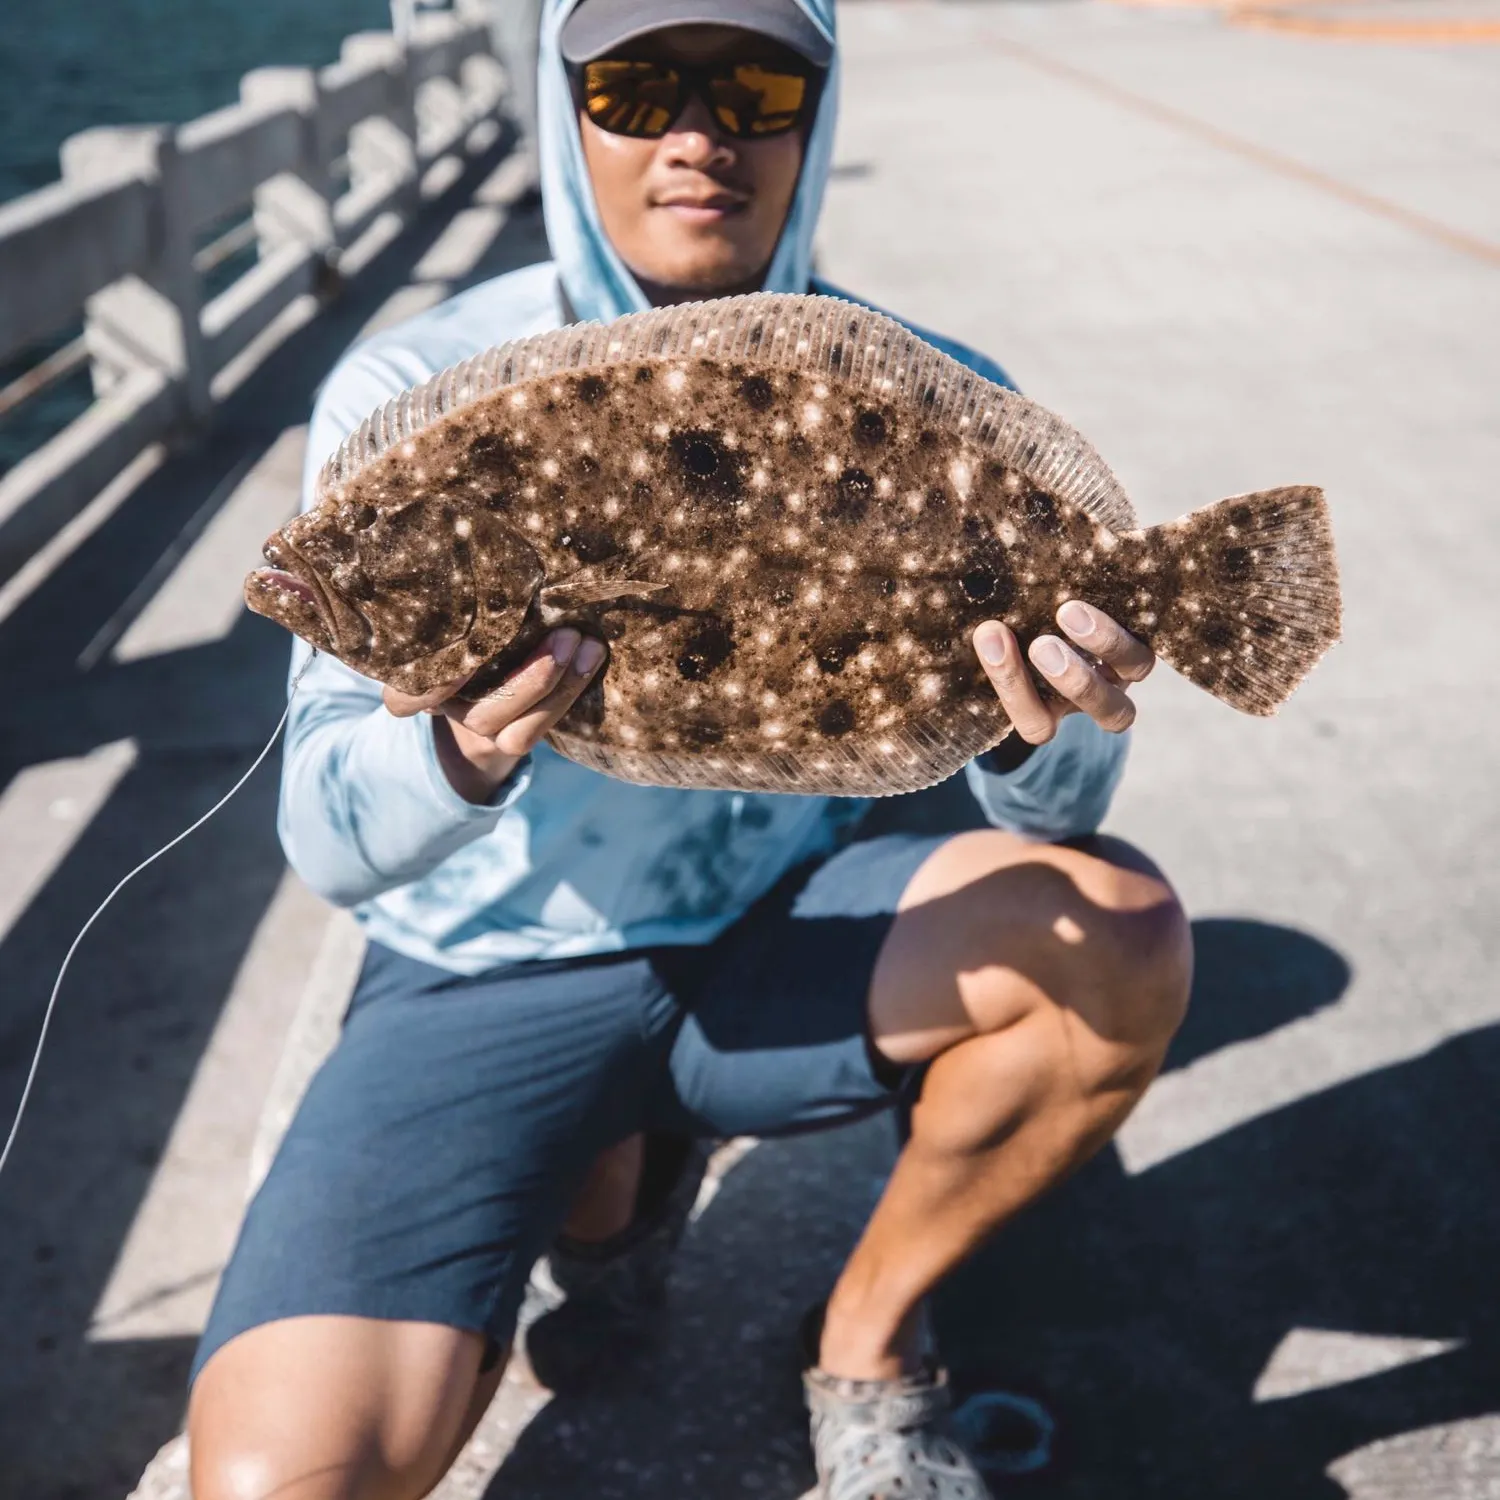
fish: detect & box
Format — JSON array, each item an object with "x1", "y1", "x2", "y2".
[{"x1": 244, "y1": 292, "x2": 1342, "y2": 798}]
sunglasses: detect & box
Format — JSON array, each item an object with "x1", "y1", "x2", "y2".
[{"x1": 576, "y1": 56, "x2": 820, "y2": 141}]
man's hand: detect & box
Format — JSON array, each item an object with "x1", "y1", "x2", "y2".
[
  {"x1": 384, "y1": 630, "x2": 607, "y2": 803},
  {"x1": 973, "y1": 600, "x2": 1154, "y2": 745}
]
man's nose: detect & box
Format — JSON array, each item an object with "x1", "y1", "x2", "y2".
[{"x1": 661, "y1": 94, "x2": 736, "y2": 170}]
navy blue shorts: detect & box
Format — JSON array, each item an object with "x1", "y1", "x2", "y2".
[{"x1": 191, "y1": 832, "x2": 948, "y2": 1384}]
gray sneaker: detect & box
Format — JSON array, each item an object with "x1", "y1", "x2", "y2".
[
  {"x1": 804, "y1": 1364, "x2": 993, "y2": 1500},
  {"x1": 516, "y1": 1137, "x2": 708, "y2": 1392}
]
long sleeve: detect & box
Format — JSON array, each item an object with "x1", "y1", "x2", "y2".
[
  {"x1": 270, "y1": 277, "x2": 563, "y2": 907},
  {"x1": 964, "y1": 715, "x2": 1129, "y2": 841},
  {"x1": 277, "y1": 642, "x2": 533, "y2": 907}
]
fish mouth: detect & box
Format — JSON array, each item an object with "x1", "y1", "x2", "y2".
[{"x1": 244, "y1": 537, "x2": 338, "y2": 654}]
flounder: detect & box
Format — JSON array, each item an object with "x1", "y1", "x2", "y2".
[{"x1": 245, "y1": 293, "x2": 1342, "y2": 797}]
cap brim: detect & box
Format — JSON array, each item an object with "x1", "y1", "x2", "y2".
[{"x1": 560, "y1": 0, "x2": 833, "y2": 68}]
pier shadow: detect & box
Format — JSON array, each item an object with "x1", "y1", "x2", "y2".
[{"x1": 0, "y1": 133, "x2": 548, "y2": 1498}]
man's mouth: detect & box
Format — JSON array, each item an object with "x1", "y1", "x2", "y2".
[{"x1": 654, "y1": 190, "x2": 750, "y2": 222}]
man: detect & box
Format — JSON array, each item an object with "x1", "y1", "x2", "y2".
[{"x1": 189, "y1": 2, "x2": 1192, "y2": 1496}]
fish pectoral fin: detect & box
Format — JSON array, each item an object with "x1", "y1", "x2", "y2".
[{"x1": 539, "y1": 575, "x2": 670, "y2": 610}]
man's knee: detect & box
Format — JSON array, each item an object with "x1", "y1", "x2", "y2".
[
  {"x1": 188, "y1": 1317, "x2": 487, "y2": 1500},
  {"x1": 1061, "y1": 840, "x2": 1193, "y2": 1071}
]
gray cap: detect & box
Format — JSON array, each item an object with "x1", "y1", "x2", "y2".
[{"x1": 559, "y1": 0, "x2": 833, "y2": 68}]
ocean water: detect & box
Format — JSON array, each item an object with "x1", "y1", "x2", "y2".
[
  {"x1": 0, "y1": 0, "x2": 390, "y2": 202},
  {"x1": 0, "y1": 0, "x2": 394, "y2": 473}
]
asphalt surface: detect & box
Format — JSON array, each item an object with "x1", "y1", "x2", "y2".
[{"x1": 2, "y1": 3, "x2": 1498, "y2": 1496}]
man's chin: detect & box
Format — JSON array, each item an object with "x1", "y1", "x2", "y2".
[{"x1": 636, "y1": 252, "x2": 775, "y2": 301}]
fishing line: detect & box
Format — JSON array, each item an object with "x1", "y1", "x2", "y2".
[{"x1": 0, "y1": 653, "x2": 317, "y2": 1183}]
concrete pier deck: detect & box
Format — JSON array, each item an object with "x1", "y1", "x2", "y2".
[{"x1": 2, "y1": 3, "x2": 1497, "y2": 1496}]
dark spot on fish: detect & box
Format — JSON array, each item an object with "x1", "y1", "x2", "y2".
[
  {"x1": 632, "y1": 479, "x2": 653, "y2": 502},
  {"x1": 880, "y1": 576, "x2": 897, "y2": 596},
  {"x1": 1223, "y1": 546, "x2": 1252, "y2": 581},
  {"x1": 1253, "y1": 618, "x2": 1278, "y2": 638},
  {"x1": 830, "y1": 342, "x2": 845, "y2": 369},
  {"x1": 668, "y1": 425, "x2": 745, "y2": 500},
  {"x1": 986, "y1": 462, "x2": 1008, "y2": 483},
  {"x1": 682, "y1": 717, "x2": 725, "y2": 747},
  {"x1": 1202, "y1": 619, "x2": 1234, "y2": 650},
  {"x1": 1263, "y1": 504, "x2": 1285, "y2": 528},
  {"x1": 788, "y1": 432, "x2": 812, "y2": 459},
  {"x1": 854, "y1": 409, "x2": 887, "y2": 447},
  {"x1": 747, "y1": 321, "x2": 765, "y2": 351},
  {"x1": 1023, "y1": 488, "x2": 1060, "y2": 534},
  {"x1": 679, "y1": 435, "x2": 721, "y2": 479},
  {"x1": 927, "y1": 485, "x2": 949, "y2": 512},
  {"x1": 1020, "y1": 439, "x2": 1040, "y2": 464},
  {"x1": 814, "y1": 631, "x2": 865, "y2": 674},
  {"x1": 562, "y1": 527, "x2": 620, "y2": 565},
  {"x1": 920, "y1": 385, "x2": 939, "y2": 409},
  {"x1": 962, "y1": 515, "x2": 984, "y2": 540},
  {"x1": 635, "y1": 364, "x2": 654, "y2": 383},
  {"x1": 344, "y1": 572, "x2": 374, "y2": 602},
  {"x1": 918, "y1": 429, "x2": 938, "y2": 448},
  {"x1": 576, "y1": 453, "x2": 600, "y2": 477},
  {"x1": 826, "y1": 468, "x2": 874, "y2": 524},
  {"x1": 1228, "y1": 503, "x2": 1253, "y2": 529},
  {"x1": 962, "y1": 567, "x2": 999, "y2": 603},
  {"x1": 544, "y1": 399, "x2": 557, "y2": 414},
  {"x1": 468, "y1": 432, "x2": 517, "y2": 469},
  {"x1": 886, "y1": 678, "x2": 913, "y2": 706},
  {"x1": 677, "y1": 620, "x2": 735, "y2": 680},
  {"x1": 740, "y1": 374, "x2": 774, "y2": 411},
  {"x1": 577, "y1": 374, "x2": 607, "y2": 404},
  {"x1": 772, "y1": 583, "x2": 795, "y2": 606},
  {"x1": 349, "y1": 504, "x2": 377, "y2": 530},
  {"x1": 603, "y1": 617, "x2": 627, "y2": 641},
  {"x1": 819, "y1": 699, "x2": 856, "y2": 737}
]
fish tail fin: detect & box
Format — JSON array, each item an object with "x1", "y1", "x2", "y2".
[{"x1": 1144, "y1": 485, "x2": 1341, "y2": 716}]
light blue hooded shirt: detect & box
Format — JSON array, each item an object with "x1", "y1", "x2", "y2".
[{"x1": 276, "y1": 0, "x2": 1128, "y2": 973}]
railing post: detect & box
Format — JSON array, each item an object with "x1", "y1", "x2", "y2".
[
  {"x1": 341, "y1": 33, "x2": 421, "y2": 224},
  {"x1": 59, "y1": 125, "x2": 212, "y2": 424},
  {"x1": 240, "y1": 67, "x2": 339, "y2": 282}
]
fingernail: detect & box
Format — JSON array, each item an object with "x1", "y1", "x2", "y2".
[
  {"x1": 976, "y1": 625, "x2": 1008, "y2": 666},
  {"x1": 1059, "y1": 600, "x2": 1094, "y2": 637},
  {"x1": 574, "y1": 638, "x2": 606, "y2": 676},
  {"x1": 550, "y1": 629, "x2": 580, "y2": 666},
  {"x1": 1031, "y1": 637, "x2": 1068, "y2": 675}
]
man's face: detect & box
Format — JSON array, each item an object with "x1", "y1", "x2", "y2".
[{"x1": 578, "y1": 25, "x2": 811, "y2": 298}]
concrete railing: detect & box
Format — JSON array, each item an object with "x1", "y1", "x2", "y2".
[{"x1": 0, "y1": 8, "x2": 510, "y2": 584}]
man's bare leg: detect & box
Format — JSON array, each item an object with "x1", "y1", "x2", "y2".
[
  {"x1": 189, "y1": 1317, "x2": 503, "y2": 1500},
  {"x1": 819, "y1": 830, "x2": 1193, "y2": 1380}
]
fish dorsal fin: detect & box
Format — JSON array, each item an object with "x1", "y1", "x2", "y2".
[{"x1": 315, "y1": 293, "x2": 1137, "y2": 532}]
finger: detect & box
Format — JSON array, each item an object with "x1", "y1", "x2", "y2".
[
  {"x1": 383, "y1": 673, "x2": 473, "y2": 718},
  {"x1": 444, "y1": 630, "x2": 581, "y2": 739},
  {"x1": 973, "y1": 621, "x2": 1058, "y2": 745},
  {"x1": 1056, "y1": 600, "x2": 1155, "y2": 684},
  {"x1": 1029, "y1": 635, "x2": 1136, "y2": 734},
  {"x1": 487, "y1": 636, "x2": 607, "y2": 757}
]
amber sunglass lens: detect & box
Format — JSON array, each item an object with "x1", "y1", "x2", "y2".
[
  {"x1": 583, "y1": 60, "x2": 681, "y2": 137},
  {"x1": 711, "y1": 64, "x2": 808, "y2": 137}
]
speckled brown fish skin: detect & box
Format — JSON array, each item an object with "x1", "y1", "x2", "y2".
[{"x1": 245, "y1": 295, "x2": 1342, "y2": 797}]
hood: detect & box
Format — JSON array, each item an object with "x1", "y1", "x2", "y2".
[{"x1": 537, "y1": 0, "x2": 840, "y2": 325}]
